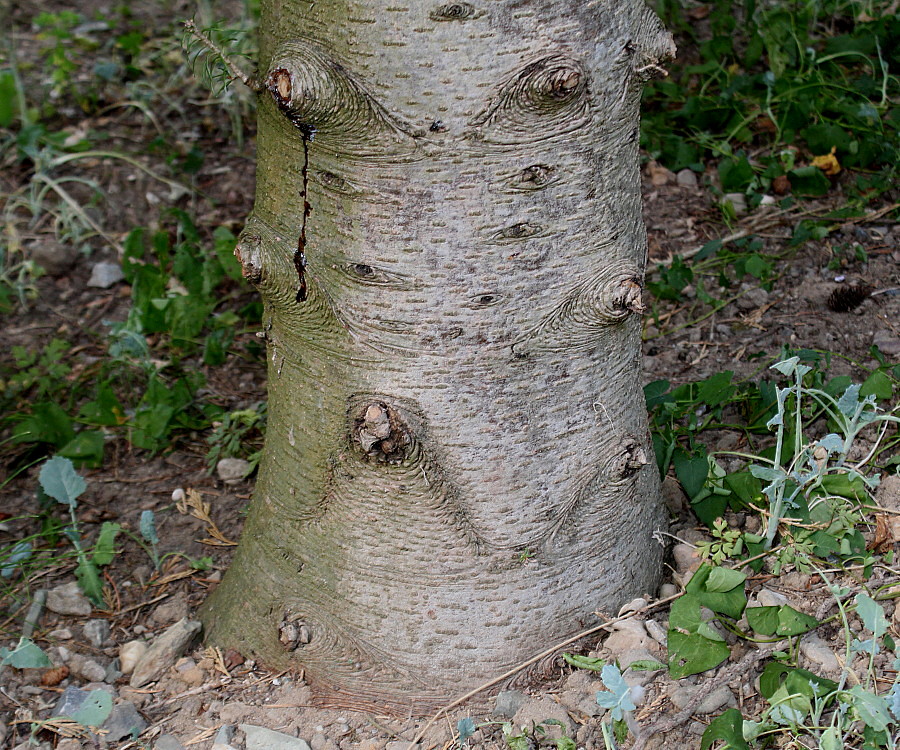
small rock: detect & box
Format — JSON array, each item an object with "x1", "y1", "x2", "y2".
[
  {"x1": 661, "y1": 476, "x2": 688, "y2": 515},
  {"x1": 46, "y1": 582, "x2": 92, "y2": 616},
  {"x1": 155, "y1": 734, "x2": 187, "y2": 750},
  {"x1": 119, "y1": 686, "x2": 150, "y2": 709},
  {"x1": 645, "y1": 620, "x2": 667, "y2": 647},
  {"x1": 676, "y1": 169, "x2": 698, "y2": 189},
  {"x1": 53, "y1": 684, "x2": 112, "y2": 717},
  {"x1": 152, "y1": 592, "x2": 190, "y2": 626},
  {"x1": 310, "y1": 733, "x2": 329, "y2": 750},
  {"x1": 103, "y1": 702, "x2": 148, "y2": 742},
  {"x1": 756, "y1": 588, "x2": 790, "y2": 608},
  {"x1": 604, "y1": 620, "x2": 649, "y2": 655},
  {"x1": 659, "y1": 583, "x2": 679, "y2": 599},
  {"x1": 494, "y1": 689, "x2": 527, "y2": 719},
  {"x1": 49, "y1": 628, "x2": 73, "y2": 639},
  {"x1": 735, "y1": 287, "x2": 769, "y2": 311},
  {"x1": 672, "y1": 544, "x2": 701, "y2": 576},
  {"x1": 511, "y1": 696, "x2": 573, "y2": 737},
  {"x1": 669, "y1": 685, "x2": 734, "y2": 715},
  {"x1": 72, "y1": 656, "x2": 107, "y2": 683},
  {"x1": 55, "y1": 740, "x2": 82, "y2": 750},
  {"x1": 357, "y1": 740, "x2": 385, "y2": 750},
  {"x1": 120, "y1": 641, "x2": 148, "y2": 674},
  {"x1": 873, "y1": 332, "x2": 900, "y2": 357},
  {"x1": 87, "y1": 261, "x2": 124, "y2": 288},
  {"x1": 647, "y1": 161, "x2": 676, "y2": 186},
  {"x1": 801, "y1": 633, "x2": 840, "y2": 673},
  {"x1": 29, "y1": 240, "x2": 79, "y2": 277},
  {"x1": 618, "y1": 598, "x2": 648, "y2": 616},
  {"x1": 83, "y1": 619, "x2": 110, "y2": 647},
  {"x1": 240, "y1": 724, "x2": 312, "y2": 750},
  {"x1": 722, "y1": 192, "x2": 748, "y2": 215},
  {"x1": 211, "y1": 724, "x2": 235, "y2": 750},
  {"x1": 385, "y1": 743, "x2": 419, "y2": 750},
  {"x1": 216, "y1": 458, "x2": 251, "y2": 483},
  {"x1": 130, "y1": 618, "x2": 201, "y2": 688}
]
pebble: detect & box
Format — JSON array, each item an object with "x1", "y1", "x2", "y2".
[
  {"x1": 385, "y1": 743, "x2": 419, "y2": 750},
  {"x1": 29, "y1": 240, "x2": 79, "y2": 277},
  {"x1": 873, "y1": 332, "x2": 900, "y2": 357},
  {"x1": 211, "y1": 724, "x2": 236, "y2": 750},
  {"x1": 119, "y1": 641, "x2": 148, "y2": 674},
  {"x1": 240, "y1": 724, "x2": 312, "y2": 750},
  {"x1": 722, "y1": 193, "x2": 748, "y2": 215},
  {"x1": 87, "y1": 261, "x2": 125, "y2": 288},
  {"x1": 55, "y1": 741, "x2": 82, "y2": 750},
  {"x1": 155, "y1": 735, "x2": 187, "y2": 750},
  {"x1": 103, "y1": 702, "x2": 148, "y2": 742},
  {"x1": 676, "y1": 169, "x2": 698, "y2": 189},
  {"x1": 494, "y1": 689, "x2": 527, "y2": 719},
  {"x1": 756, "y1": 588, "x2": 790, "y2": 608},
  {"x1": 46, "y1": 582, "x2": 92, "y2": 616},
  {"x1": 217, "y1": 457, "x2": 251, "y2": 483},
  {"x1": 659, "y1": 583, "x2": 679, "y2": 599},
  {"x1": 645, "y1": 619, "x2": 668, "y2": 647},
  {"x1": 83, "y1": 619, "x2": 110, "y2": 647},
  {"x1": 800, "y1": 633, "x2": 840, "y2": 673},
  {"x1": 661, "y1": 476, "x2": 689, "y2": 514},
  {"x1": 151, "y1": 593, "x2": 190, "y2": 626},
  {"x1": 672, "y1": 544, "x2": 701, "y2": 575},
  {"x1": 604, "y1": 620, "x2": 649, "y2": 655},
  {"x1": 618, "y1": 597, "x2": 648, "y2": 616},
  {"x1": 669, "y1": 684, "x2": 735, "y2": 715},
  {"x1": 48, "y1": 628, "x2": 73, "y2": 640},
  {"x1": 130, "y1": 618, "x2": 201, "y2": 688},
  {"x1": 735, "y1": 287, "x2": 769, "y2": 311},
  {"x1": 72, "y1": 656, "x2": 107, "y2": 683}
]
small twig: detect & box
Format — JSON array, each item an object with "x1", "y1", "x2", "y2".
[
  {"x1": 405, "y1": 593, "x2": 683, "y2": 750},
  {"x1": 183, "y1": 19, "x2": 262, "y2": 92}
]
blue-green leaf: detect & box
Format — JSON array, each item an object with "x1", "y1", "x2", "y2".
[
  {"x1": 139, "y1": 510, "x2": 159, "y2": 546},
  {"x1": 39, "y1": 456, "x2": 86, "y2": 508}
]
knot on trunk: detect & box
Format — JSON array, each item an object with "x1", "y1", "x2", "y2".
[
  {"x1": 429, "y1": 2, "x2": 483, "y2": 21},
  {"x1": 264, "y1": 40, "x2": 419, "y2": 156},
  {"x1": 234, "y1": 231, "x2": 263, "y2": 284},
  {"x1": 278, "y1": 613, "x2": 311, "y2": 651},
  {"x1": 354, "y1": 402, "x2": 412, "y2": 463},
  {"x1": 512, "y1": 264, "x2": 645, "y2": 355},
  {"x1": 470, "y1": 54, "x2": 590, "y2": 144},
  {"x1": 612, "y1": 438, "x2": 650, "y2": 479}
]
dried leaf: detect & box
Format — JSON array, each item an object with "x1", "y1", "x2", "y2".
[
  {"x1": 812, "y1": 147, "x2": 841, "y2": 176},
  {"x1": 176, "y1": 488, "x2": 237, "y2": 546},
  {"x1": 41, "y1": 665, "x2": 70, "y2": 686}
]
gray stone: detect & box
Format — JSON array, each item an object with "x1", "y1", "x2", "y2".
[
  {"x1": 493, "y1": 689, "x2": 527, "y2": 719},
  {"x1": 676, "y1": 169, "x2": 698, "y2": 189},
  {"x1": 56, "y1": 740, "x2": 82, "y2": 750},
  {"x1": 154, "y1": 734, "x2": 187, "y2": 750},
  {"x1": 102, "y1": 701, "x2": 148, "y2": 742},
  {"x1": 735, "y1": 287, "x2": 769, "y2": 312},
  {"x1": 72, "y1": 656, "x2": 107, "y2": 683},
  {"x1": 211, "y1": 724, "x2": 235, "y2": 750},
  {"x1": 645, "y1": 619, "x2": 667, "y2": 647},
  {"x1": 216, "y1": 457, "x2": 251, "y2": 483},
  {"x1": 240, "y1": 724, "x2": 312, "y2": 750},
  {"x1": 873, "y1": 332, "x2": 900, "y2": 357},
  {"x1": 54, "y1": 685, "x2": 90, "y2": 717},
  {"x1": 669, "y1": 685, "x2": 734, "y2": 715},
  {"x1": 659, "y1": 583, "x2": 679, "y2": 599},
  {"x1": 29, "y1": 240, "x2": 79, "y2": 277},
  {"x1": 618, "y1": 598, "x2": 648, "y2": 616},
  {"x1": 87, "y1": 261, "x2": 124, "y2": 288},
  {"x1": 511, "y1": 696, "x2": 574, "y2": 737},
  {"x1": 385, "y1": 744, "x2": 419, "y2": 750},
  {"x1": 722, "y1": 192, "x2": 748, "y2": 215},
  {"x1": 672, "y1": 544, "x2": 700, "y2": 575},
  {"x1": 756, "y1": 588, "x2": 790, "y2": 608},
  {"x1": 83, "y1": 619, "x2": 111, "y2": 647},
  {"x1": 151, "y1": 592, "x2": 190, "y2": 626},
  {"x1": 800, "y1": 633, "x2": 840, "y2": 673},
  {"x1": 130, "y1": 618, "x2": 201, "y2": 688},
  {"x1": 47, "y1": 582, "x2": 92, "y2": 616}
]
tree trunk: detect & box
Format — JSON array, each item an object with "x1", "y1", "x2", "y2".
[{"x1": 202, "y1": 0, "x2": 674, "y2": 711}]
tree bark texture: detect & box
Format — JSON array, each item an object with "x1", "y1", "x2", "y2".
[{"x1": 202, "y1": 0, "x2": 675, "y2": 710}]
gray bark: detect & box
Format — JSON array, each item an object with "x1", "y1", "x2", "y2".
[{"x1": 202, "y1": 0, "x2": 674, "y2": 710}]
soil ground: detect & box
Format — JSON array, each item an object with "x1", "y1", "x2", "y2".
[{"x1": 1, "y1": 2, "x2": 899, "y2": 749}]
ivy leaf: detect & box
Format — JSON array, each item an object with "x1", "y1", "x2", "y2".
[
  {"x1": 746, "y1": 605, "x2": 818, "y2": 637},
  {"x1": 700, "y1": 708, "x2": 749, "y2": 750},
  {"x1": 667, "y1": 594, "x2": 731, "y2": 678},
  {"x1": 685, "y1": 564, "x2": 748, "y2": 618},
  {"x1": 39, "y1": 456, "x2": 86, "y2": 509}
]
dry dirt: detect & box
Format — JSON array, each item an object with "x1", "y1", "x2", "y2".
[{"x1": 1, "y1": 2, "x2": 899, "y2": 749}]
